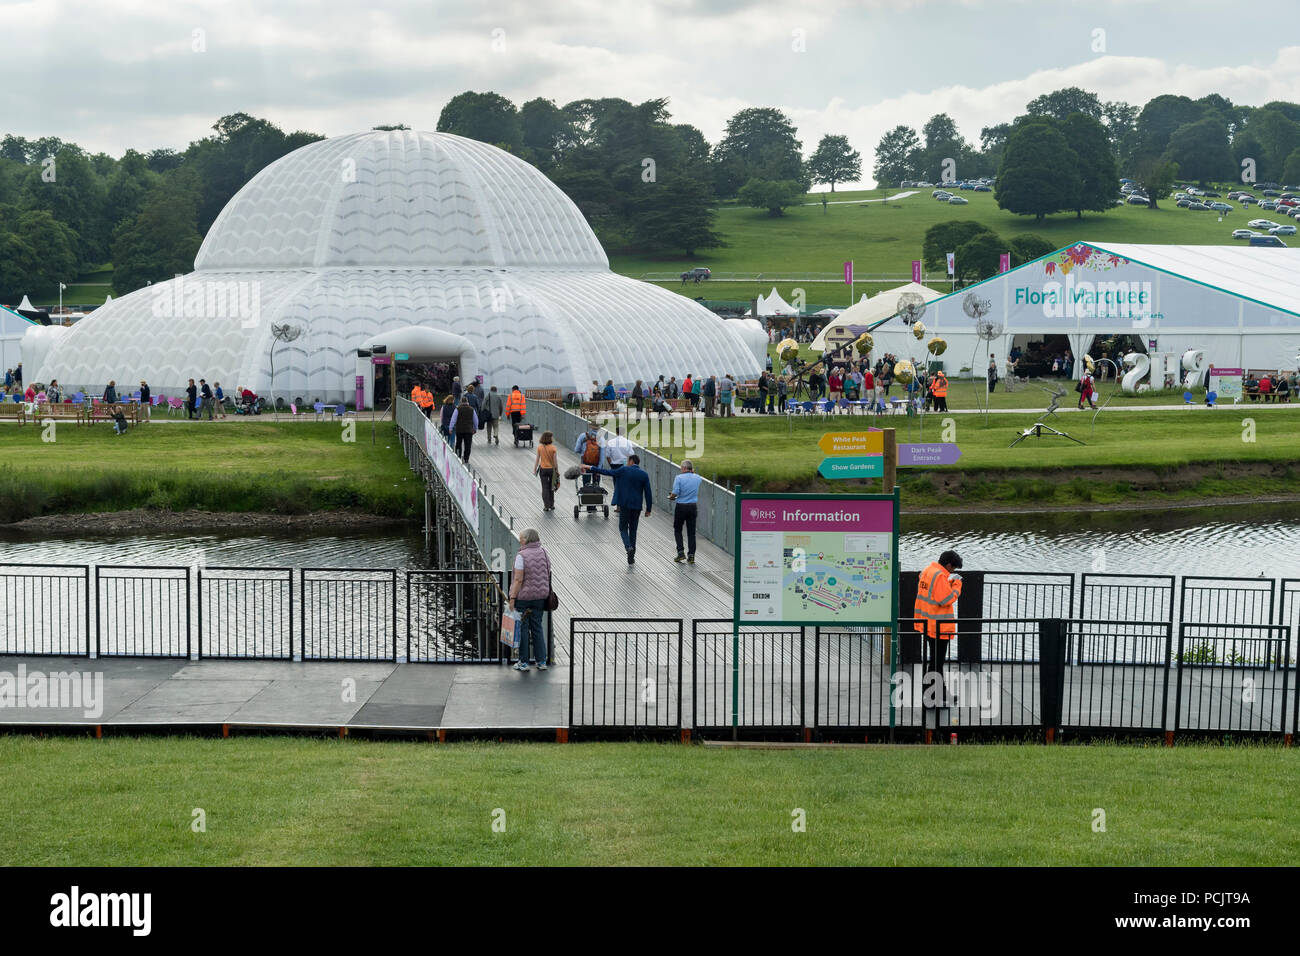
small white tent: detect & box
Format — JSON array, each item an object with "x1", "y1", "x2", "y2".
[
  {"x1": 811, "y1": 282, "x2": 946, "y2": 355},
  {"x1": 1, "y1": 305, "x2": 38, "y2": 374},
  {"x1": 755, "y1": 287, "x2": 798, "y2": 316}
]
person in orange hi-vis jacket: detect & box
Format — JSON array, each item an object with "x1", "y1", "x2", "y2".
[{"x1": 914, "y1": 550, "x2": 963, "y2": 706}]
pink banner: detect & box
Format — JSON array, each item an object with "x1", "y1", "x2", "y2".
[
  {"x1": 843, "y1": 260, "x2": 853, "y2": 285},
  {"x1": 999, "y1": 252, "x2": 1010, "y2": 273},
  {"x1": 911, "y1": 260, "x2": 921, "y2": 283},
  {"x1": 741, "y1": 498, "x2": 893, "y2": 534}
]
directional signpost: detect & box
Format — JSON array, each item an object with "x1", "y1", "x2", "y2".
[
  {"x1": 896, "y1": 442, "x2": 961, "y2": 466},
  {"x1": 818, "y1": 456, "x2": 883, "y2": 479},
  {"x1": 818, "y1": 428, "x2": 891, "y2": 489}
]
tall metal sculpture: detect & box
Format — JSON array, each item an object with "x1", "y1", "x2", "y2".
[{"x1": 269, "y1": 323, "x2": 303, "y2": 420}]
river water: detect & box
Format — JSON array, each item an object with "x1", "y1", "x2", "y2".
[
  {"x1": 0, "y1": 504, "x2": 1295, "y2": 579},
  {"x1": 902, "y1": 503, "x2": 1300, "y2": 579}
]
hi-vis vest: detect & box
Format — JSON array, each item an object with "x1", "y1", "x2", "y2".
[
  {"x1": 931, "y1": 374, "x2": 948, "y2": 398},
  {"x1": 914, "y1": 561, "x2": 961, "y2": 639},
  {"x1": 505, "y1": 389, "x2": 527, "y2": 415}
]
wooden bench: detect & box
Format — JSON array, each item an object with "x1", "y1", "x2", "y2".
[
  {"x1": 530, "y1": 388, "x2": 564, "y2": 405},
  {"x1": 1243, "y1": 371, "x2": 1292, "y2": 403},
  {"x1": 0, "y1": 403, "x2": 26, "y2": 425},
  {"x1": 579, "y1": 400, "x2": 618, "y2": 419}
]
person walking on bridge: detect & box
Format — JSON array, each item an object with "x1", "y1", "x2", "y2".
[
  {"x1": 914, "y1": 550, "x2": 963, "y2": 708},
  {"x1": 582, "y1": 454, "x2": 653, "y2": 566},
  {"x1": 449, "y1": 394, "x2": 479, "y2": 462},
  {"x1": 505, "y1": 385, "x2": 526, "y2": 430},
  {"x1": 670, "y1": 459, "x2": 702, "y2": 564},
  {"x1": 484, "y1": 385, "x2": 504, "y2": 444},
  {"x1": 509, "y1": 528, "x2": 553, "y2": 671}
]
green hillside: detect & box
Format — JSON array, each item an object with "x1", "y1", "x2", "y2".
[{"x1": 610, "y1": 188, "x2": 1262, "y2": 307}]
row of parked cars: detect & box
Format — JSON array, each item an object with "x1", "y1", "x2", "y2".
[
  {"x1": 931, "y1": 188, "x2": 969, "y2": 205},
  {"x1": 904, "y1": 178, "x2": 994, "y2": 192}
]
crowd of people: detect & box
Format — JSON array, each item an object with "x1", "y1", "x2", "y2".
[{"x1": 1245, "y1": 371, "x2": 1296, "y2": 402}]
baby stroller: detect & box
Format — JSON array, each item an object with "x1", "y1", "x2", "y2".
[
  {"x1": 513, "y1": 420, "x2": 534, "y2": 448},
  {"x1": 572, "y1": 475, "x2": 609, "y2": 520}
]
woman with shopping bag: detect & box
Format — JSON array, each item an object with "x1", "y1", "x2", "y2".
[{"x1": 507, "y1": 528, "x2": 557, "y2": 671}]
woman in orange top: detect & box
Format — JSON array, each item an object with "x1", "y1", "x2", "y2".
[{"x1": 534, "y1": 430, "x2": 559, "y2": 511}]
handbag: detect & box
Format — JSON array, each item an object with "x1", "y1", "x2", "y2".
[
  {"x1": 544, "y1": 561, "x2": 559, "y2": 612},
  {"x1": 500, "y1": 609, "x2": 520, "y2": 648}
]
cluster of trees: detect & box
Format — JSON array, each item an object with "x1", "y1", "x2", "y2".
[
  {"x1": 921, "y1": 221, "x2": 1056, "y2": 283},
  {"x1": 0, "y1": 114, "x2": 321, "y2": 300},
  {"x1": 877, "y1": 87, "x2": 1300, "y2": 221},
  {"x1": 435, "y1": 92, "x2": 862, "y2": 247}
]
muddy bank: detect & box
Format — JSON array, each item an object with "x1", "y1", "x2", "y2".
[{"x1": 5, "y1": 509, "x2": 414, "y2": 534}]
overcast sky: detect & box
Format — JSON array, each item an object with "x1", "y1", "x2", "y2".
[{"x1": 5, "y1": 0, "x2": 1299, "y2": 186}]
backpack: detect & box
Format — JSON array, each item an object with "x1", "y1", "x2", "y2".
[{"x1": 581, "y1": 436, "x2": 601, "y2": 465}]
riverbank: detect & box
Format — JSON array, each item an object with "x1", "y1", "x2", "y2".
[
  {"x1": 0, "y1": 422, "x2": 423, "y2": 523},
  {"x1": 2, "y1": 508, "x2": 414, "y2": 534},
  {"x1": 637, "y1": 408, "x2": 1300, "y2": 509}
]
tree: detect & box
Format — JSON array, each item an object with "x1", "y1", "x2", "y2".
[
  {"x1": 737, "y1": 178, "x2": 803, "y2": 217},
  {"x1": 995, "y1": 121, "x2": 1079, "y2": 221},
  {"x1": 629, "y1": 174, "x2": 722, "y2": 256},
  {"x1": 371, "y1": 124, "x2": 410, "y2": 131},
  {"x1": 917, "y1": 113, "x2": 969, "y2": 182},
  {"x1": 146, "y1": 148, "x2": 184, "y2": 174},
  {"x1": 20, "y1": 146, "x2": 107, "y2": 267},
  {"x1": 1131, "y1": 156, "x2": 1178, "y2": 209},
  {"x1": 922, "y1": 220, "x2": 996, "y2": 272},
  {"x1": 110, "y1": 175, "x2": 203, "y2": 294},
  {"x1": 1060, "y1": 113, "x2": 1118, "y2": 217},
  {"x1": 807, "y1": 134, "x2": 861, "y2": 192},
  {"x1": 1102, "y1": 101, "x2": 1139, "y2": 169},
  {"x1": 1282, "y1": 148, "x2": 1300, "y2": 189},
  {"x1": 954, "y1": 231, "x2": 1006, "y2": 282},
  {"x1": 872, "y1": 125, "x2": 921, "y2": 187},
  {"x1": 712, "y1": 108, "x2": 805, "y2": 197},
  {"x1": 1245, "y1": 108, "x2": 1300, "y2": 181},
  {"x1": 519, "y1": 98, "x2": 571, "y2": 170},
  {"x1": 435, "y1": 91, "x2": 522, "y2": 152},
  {"x1": 1008, "y1": 233, "x2": 1057, "y2": 265},
  {"x1": 1026, "y1": 87, "x2": 1103, "y2": 122},
  {"x1": 1232, "y1": 129, "x2": 1266, "y2": 184},
  {"x1": 1161, "y1": 117, "x2": 1233, "y2": 185},
  {"x1": 103, "y1": 150, "x2": 158, "y2": 234},
  {"x1": 1135, "y1": 95, "x2": 1203, "y2": 161}
]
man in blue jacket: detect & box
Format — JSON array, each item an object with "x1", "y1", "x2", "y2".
[{"x1": 582, "y1": 454, "x2": 653, "y2": 565}]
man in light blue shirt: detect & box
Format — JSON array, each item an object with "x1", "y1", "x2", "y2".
[{"x1": 669, "y1": 459, "x2": 704, "y2": 564}]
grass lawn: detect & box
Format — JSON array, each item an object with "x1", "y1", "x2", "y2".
[
  {"x1": 0, "y1": 736, "x2": 1294, "y2": 865},
  {"x1": 611, "y1": 189, "x2": 1251, "y2": 308},
  {"x1": 28, "y1": 265, "x2": 114, "y2": 308},
  {"x1": 635, "y1": 405, "x2": 1300, "y2": 504},
  {"x1": 0, "y1": 420, "x2": 422, "y2": 521}
]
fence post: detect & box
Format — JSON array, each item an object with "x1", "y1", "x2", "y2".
[{"x1": 1039, "y1": 618, "x2": 1067, "y2": 742}]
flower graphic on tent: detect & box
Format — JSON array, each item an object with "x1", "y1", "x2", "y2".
[
  {"x1": 1044, "y1": 261, "x2": 1056, "y2": 276},
  {"x1": 1067, "y1": 245, "x2": 1092, "y2": 266}
]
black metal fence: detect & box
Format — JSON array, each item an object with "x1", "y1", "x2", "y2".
[
  {"x1": 692, "y1": 619, "x2": 805, "y2": 736},
  {"x1": 299, "y1": 569, "x2": 397, "y2": 662},
  {"x1": 407, "y1": 568, "x2": 506, "y2": 662},
  {"x1": 95, "y1": 566, "x2": 190, "y2": 658},
  {"x1": 199, "y1": 567, "x2": 294, "y2": 660},
  {"x1": 0, "y1": 564, "x2": 89, "y2": 657},
  {"x1": 569, "y1": 618, "x2": 682, "y2": 734}
]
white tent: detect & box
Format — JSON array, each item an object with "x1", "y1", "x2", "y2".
[
  {"x1": 855, "y1": 242, "x2": 1300, "y2": 380},
  {"x1": 811, "y1": 282, "x2": 945, "y2": 354},
  {"x1": 755, "y1": 287, "x2": 797, "y2": 316},
  {"x1": 1, "y1": 305, "x2": 38, "y2": 375}
]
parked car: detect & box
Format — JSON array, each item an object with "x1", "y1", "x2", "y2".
[
  {"x1": 1262, "y1": 188, "x2": 1281, "y2": 196},
  {"x1": 1248, "y1": 219, "x2": 1279, "y2": 229},
  {"x1": 680, "y1": 267, "x2": 711, "y2": 281},
  {"x1": 1176, "y1": 199, "x2": 1192, "y2": 207},
  {"x1": 917, "y1": 182, "x2": 934, "y2": 188},
  {"x1": 931, "y1": 188, "x2": 950, "y2": 197},
  {"x1": 1209, "y1": 202, "x2": 1233, "y2": 213},
  {"x1": 1270, "y1": 224, "x2": 1297, "y2": 235},
  {"x1": 1240, "y1": 195, "x2": 1257, "y2": 205},
  {"x1": 1203, "y1": 190, "x2": 1221, "y2": 197},
  {"x1": 959, "y1": 182, "x2": 975, "y2": 190},
  {"x1": 1280, "y1": 193, "x2": 1299, "y2": 200},
  {"x1": 948, "y1": 196, "x2": 969, "y2": 204},
  {"x1": 1231, "y1": 229, "x2": 1258, "y2": 239},
  {"x1": 973, "y1": 184, "x2": 992, "y2": 192},
  {"x1": 1127, "y1": 195, "x2": 1150, "y2": 205},
  {"x1": 1250, "y1": 235, "x2": 1287, "y2": 247},
  {"x1": 1188, "y1": 202, "x2": 1209, "y2": 210},
  {"x1": 1259, "y1": 200, "x2": 1278, "y2": 210},
  {"x1": 1174, "y1": 192, "x2": 1188, "y2": 201}
]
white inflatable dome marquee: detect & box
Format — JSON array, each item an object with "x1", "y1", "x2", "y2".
[{"x1": 30, "y1": 130, "x2": 761, "y2": 401}]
